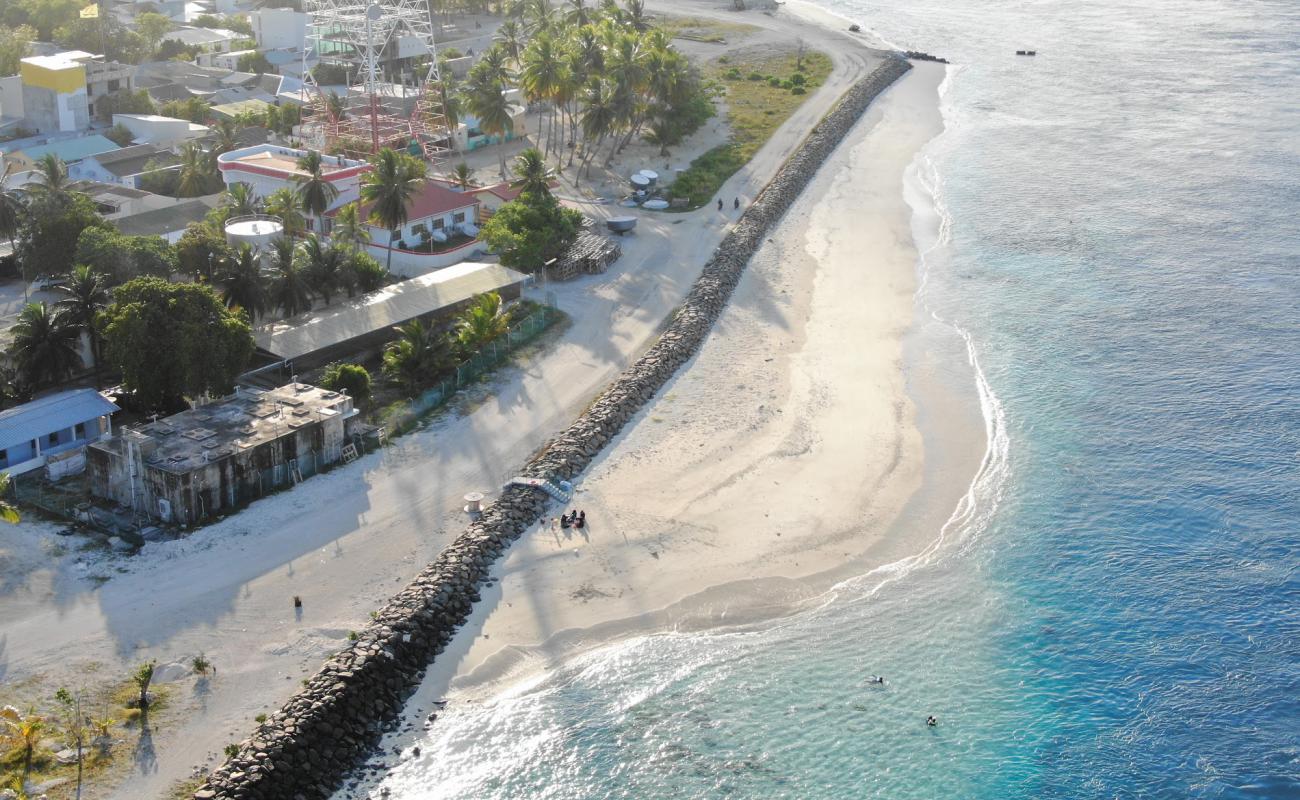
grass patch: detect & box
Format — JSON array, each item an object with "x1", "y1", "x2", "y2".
[
  {"x1": 668, "y1": 48, "x2": 833, "y2": 209},
  {"x1": 659, "y1": 14, "x2": 758, "y2": 43}
]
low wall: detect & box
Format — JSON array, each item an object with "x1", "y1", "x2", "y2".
[{"x1": 194, "y1": 56, "x2": 912, "y2": 800}]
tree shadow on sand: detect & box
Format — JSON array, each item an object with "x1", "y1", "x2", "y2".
[{"x1": 134, "y1": 707, "x2": 158, "y2": 777}]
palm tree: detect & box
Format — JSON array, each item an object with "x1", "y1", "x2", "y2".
[
  {"x1": 463, "y1": 74, "x2": 516, "y2": 178},
  {"x1": 360, "y1": 148, "x2": 426, "y2": 273},
  {"x1": 525, "y1": 0, "x2": 556, "y2": 35},
  {"x1": 494, "y1": 19, "x2": 525, "y2": 63},
  {"x1": 381, "y1": 318, "x2": 453, "y2": 394},
  {"x1": 266, "y1": 188, "x2": 307, "y2": 236},
  {"x1": 222, "y1": 182, "x2": 263, "y2": 217},
  {"x1": 0, "y1": 166, "x2": 25, "y2": 295},
  {"x1": 0, "y1": 473, "x2": 20, "y2": 524},
  {"x1": 266, "y1": 238, "x2": 313, "y2": 317},
  {"x1": 294, "y1": 150, "x2": 340, "y2": 234},
  {"x1": 622, "y1": 0, "x2": 649, "y2": 31},
  {"x1": 176, "y1": 142, "x2": 215, "y2": 197},
  {"x1": 521, "y1": 33, "x2": 565, "y2": 157},
  {"x1": 564, "y1": 0, "x2": 591, "y2": 27},
  {"x1": 53, "y1": 266, "x2": 110, "y2": 387},
  {"x1": 1, "y1": 706, "x2": 44, "y2": 773},
  {"x1": 216, "y1": 244, "x2": 267, "y2": 319},
  {"x1": 455, "y1": 291, "x2": 509, "y2": 352},
  {"x1": 448, "y1": 162, "x2": 475, "y2": 190},
  {"x1": 33, "y1": 153, "x2": 71, "y2": 196},
  {"x1": 7, "y1": 302, "x2": 81, "y2": 388},
  {"x1": 300, "y1": 235, "x2": 343, "y2": 305},
  {"x1": 331, "y1": 202, "x2": 370, "y2": 250},
  {"x1": 473, "y1": 44, "x2": 514, "y2": 86},
  {"x1": 212, "y1": 119, "x2": 239, "y2": 156},
  {"x1": 327, "y1": 90, "x2": 346, "y2": 121},
  {"x1": 512, "y1": 147, "x2": 554, "y2": 197},
  {"x1": 578, "y1": 79, "x2": 617, "y2": 183}
]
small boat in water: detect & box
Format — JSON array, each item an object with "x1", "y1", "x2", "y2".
[{"x1": 1016, "y1": 50, "x2": 1037, "y2": 56}]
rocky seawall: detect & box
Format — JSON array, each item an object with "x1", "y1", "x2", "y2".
[{"x1": 193, "y1": 55, "x2": 913, "y2": 800}]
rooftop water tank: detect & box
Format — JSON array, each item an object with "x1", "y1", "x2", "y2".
[{"x1": 225, "y1": 214, "x2": 285, "y2": 251}]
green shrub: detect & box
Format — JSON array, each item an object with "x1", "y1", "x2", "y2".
[
  {"x1": 717, "y1": 55, "x2": 729, "y2": 63},
  {"x1": 224, "y1": 744, "x2": 239, "y2": 758},
  {"x1": 791, "y1": 85, "x2": 807, "y2": 95},
  {"x1": 791, "y1": 72, "x2": 806, "y2": 86},
  {"x1": 746, "y1": 71, "x2": 764, "y2": 81},
  {"x1": 724, "y1": 67, "x2": 742, "y2": 80},
  {"x1": 319, "y1": 362, "x2": 372, "y2": 405},
  {"x1": 781, "y1": 79, "x2": 794, "y2": 90},
  {"x1": 255, "y1": 713, "x2": 267, "y2": 723},
  {"x1": 767, "y1": 76, "x2": 781, "y2": 87},
  {"x1": 667, "y1": 143, "x2": 748, "y2": 208}
]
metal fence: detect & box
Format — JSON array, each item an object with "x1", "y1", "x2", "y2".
[{"x1": 380, "y1": 304, "x2": 562, "y2": 434}]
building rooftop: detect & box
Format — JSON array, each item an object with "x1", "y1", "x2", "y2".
[
  {"x1": 209, "y1": 98, "x2": 273, "y2": 120},
  {"x1": 347, "y1": 180, "x2": 478, "y2": 225},
  {"x1": 20, "y1": 51, "x2": 96, "y2": 71},
  {"x1": 163, "y1": 26, "x2": 241, "y2": 46},
  {"x1": 69, "y1": 179, "x2": 154, "y2": 199},
  {"x1": 92, "y1": 384, "x2": 351, "y2": 474},
  {"x1": 0, "y1": 389, "x2": 118, "y2": 452},
  {"x1": 15, "y1": 135, "x2": 119, "y2": 163},
  {"x1": 92, "y1": 143, "x2": 178, "y2": 177},
  {"x1": 114, "y1": 199, "x2": 210, "y2": 237},
  {"x1": 254, "y1": 262, "x2": 527, "y2": 362},
  {"x1": 218, "y1": 144, "x2": 367, "y2": 181}
]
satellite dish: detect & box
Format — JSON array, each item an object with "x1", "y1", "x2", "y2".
[{"x1": 366, "y1": 3, "x2": 382, "y2": 20}]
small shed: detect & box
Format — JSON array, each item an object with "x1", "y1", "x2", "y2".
[{"x1": 0, "y1": 388, "x2": 118, "y2": 476}]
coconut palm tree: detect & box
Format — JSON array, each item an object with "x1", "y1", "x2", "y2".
[
  {"x1": 331, "y1": 202, "x2": 370, "y2": 251},
  {"x1": 300, "y1": 235, "x2": 343, "y2": 305},
  {"x1": 622, "y1": 0, "x2": 649, "y2": 31},
  {"x1": 511, "y1": 147, "x2": 554, "y2": 197},
  {"x1": 266, "y1": 238, "x2": 312, "y2": 317},
  {"x1": 473, "y1": 44, "x2": 514, "y2": 86},
  {"x1": 0, "y1": 166, "x2": 26, "y2": 295},
  {"x1": 222, "y1": 182, "x2": 263, "y2": 218},
  {"x1": 266, "y1": 188, "x2": 307, "y2": 236},
  {"x1": 564, "y1": 0, "x2": 591, "y2": 27},
  {"x1": 521, "y1": 33, "x2": 565, "y2": 157},
  {"x1": 33, "y1": 153, "x2": 71, "y2": 196},
  {"x1": 0, "y1": 473, "x2": 20, "y2": 524},
  {"x1": 294, "y1": 150, "x2": 340, "y2": 234},
  {"x1": 176, "y1": 142, "x2": 216, "y2": 197},
  {"x1": 212, "y1": 118, "x2": 239, "y2": 156},
  {"x1": 525, "y1": 0, "x2": 556, "y2": 35},
  {"x1": 7, "y1": 302, "x2": 81, "y2": 388},
  {"x1": 577, "y1": 79, "x2": 617, "y2": 183},
  {"x1": 53, "y1": 265, "x2": 110, "y2": 387},
  {"x1": 381, "y1": 318, "x2": 454, "y2": 394},
  {"x1": 360, "y1": 148, "x2": 426, "y2": 273},
  {"x1": 455, "y1": 291, "x2": 509, "y2": 352},
  {"x1": 494, "y1": 19, "x2": 525, "y2": 63},
  {"x1": 448, "y1": 162, "x2": 475, "y2": 190},
  {"x1": 1, "y1": 706, "x2": 44, "y2": 772},
  {"x1": 463, "y1": 73, "x2": 516, "y2": 178},
  {"x1": 216, "y1": 244, "x2": 267, "y2": 320}
]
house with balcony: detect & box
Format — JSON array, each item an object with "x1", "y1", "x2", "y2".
[{"x1": 0, "y1": 389, "x2": 118, "y2": 477}]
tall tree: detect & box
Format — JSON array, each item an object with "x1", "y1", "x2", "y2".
[
  {"x1": 100, "y1": 278, "x2": 254, "y2": 411},
  {"x1": 216, "y1": 244, "x2": 267, "y2": 320},
  {"x1": 521, "y1": 33, "x2": 564, "y2": 157},
  {"x1": 266, "y1": 188, "x2": 306, "y2": 236},
  {"x1": 448, "y1": 162, "x2": 475, "y2": 190},
  {"x1": 294, "y1": 150, "x2": 339, "y2": 234},
  {"x1": 381, "y1": 319, "x2": 454, "y2": 394},
  {"x1": 53, "y1": 265, "x2": 110, "y2": 387},
  {"x1": 265, "y1": 238, "x2": 312, "y2": 317},
  {"x1": 463, "y1": 71, "x2": 516, "y2": 178},
  {"x1": 330, "y1": 202, "x2": 370, "y2": 251},
  {"x1": 222, "y1": 182, "x2": 263, "y2": 219},
  {"x1": 0, "y1": 165, "x2": 25, "y2": 290},
  {"x1": 360, "y1": 148, "x2": 425, "y2": 273},
  {"x1": 455, "y1": 291, "x2": 509, "y2": 352},
  {"x1": 511, "y1": 147, "x2": 554, "y2": 197},
  {"x1": 33, "y1": 153, "x2": 71, "y2": 197},
  {"x1": 300, "y1": 235, "x2": 343, "y2": 305},
  {"x1": 7, "y1": 302, "x2": 82, "y2": 388},
  {"x1": 176, "y1": 142, "x2": 216, "y2": 197}
]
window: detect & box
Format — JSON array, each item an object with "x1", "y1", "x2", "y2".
[
  {"x1": 0, "y1": 449, "x2": 7, "y2": 465},
  {"x1": 75, "y1": 422, "x2": 86, "y2": 439},
  {"x1": 107, "y1": 79, "x2": 120, "y2": 92},
  {"x1": 48, "y1": 432, "x2": 58, "y2": 446},
  {"x1": 453, "y1": 212, "x2": 465, "y2": 224},
  {"x1": 431, "y1": 218, "x2": 444, "y2": 229}
]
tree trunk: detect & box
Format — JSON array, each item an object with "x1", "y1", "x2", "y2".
[{"x1": 386, "y1": 228, "x2": 396, "y2": 273}]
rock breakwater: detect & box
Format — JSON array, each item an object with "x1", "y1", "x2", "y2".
[{"x1": 193, "y1": 55, "x2": 912, "y2": 800}]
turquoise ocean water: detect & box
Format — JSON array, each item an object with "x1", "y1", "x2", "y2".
[{"x1": 370, "y1": 1, "x2": 1300, "y2": 796}]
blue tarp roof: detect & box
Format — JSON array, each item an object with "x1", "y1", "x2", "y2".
[
  {"x1": 0, "y1": 389, "x2": 119, "y2": 452},
  {"x1": 15, "y1": 135, "x2": 120, "y2": 163}
]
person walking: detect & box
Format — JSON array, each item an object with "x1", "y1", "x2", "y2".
[
  {"x1": 734, "y1": 197, "x2": 740, "y2": 209},
  {"x1": 717, "y1": 198, "x2": 723, "y2": 211}
]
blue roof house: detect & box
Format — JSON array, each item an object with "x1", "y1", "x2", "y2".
[
  {"x1": 7, "y1": 135, "x2": 121, "y2": 172},
  {"x1": 0, "y1": 389, "x2": 119, "y2": 476}
]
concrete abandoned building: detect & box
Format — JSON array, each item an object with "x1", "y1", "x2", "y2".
[{"x1": 86, "y1": 383, "x2": 358, "y2": 526}]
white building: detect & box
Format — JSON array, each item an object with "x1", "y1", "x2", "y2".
[
  {"x1": 326, "y1": 179, "x2": 484, "y2": 276},
  {"x1": 112, "y1": 113, "x2": 209, "y2": 146},
  {"x1": 250, "y1": 8, "x2": 309, "y2": 50},
  {"x1": 217, "y1": 144, "x2": 368, "y2": 228}
]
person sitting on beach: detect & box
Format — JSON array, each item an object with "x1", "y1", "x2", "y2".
[
  {"x1": 575, "y1": 511, "x2": 585, "y2": 529},
  {"x1": 560, "y1": 513, "x2": 572, "y2": 529}
]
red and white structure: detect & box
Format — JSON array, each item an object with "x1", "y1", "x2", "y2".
[
  {"x1": 300, "y1": 0, "x2": 451, "y2": 164},
  {"x1": 217, "y1": 144, "x2": 371, "y2": 231}
]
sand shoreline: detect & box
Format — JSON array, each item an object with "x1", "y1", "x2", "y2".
[{"x1": 333, "y1": 60, "x2": 981, "y2": 798}]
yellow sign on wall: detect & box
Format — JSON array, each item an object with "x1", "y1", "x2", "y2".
[{"x1": 79, "y1": 3, "x2": 98, "y2": 17}]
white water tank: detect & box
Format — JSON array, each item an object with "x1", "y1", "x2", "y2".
[{"x1": 225, "y1": 214, "x2": 285, "y2": 251}]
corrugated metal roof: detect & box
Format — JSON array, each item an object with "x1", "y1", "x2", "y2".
[
  {"x1": 15, "y1": 135, "x2": 120, "y2": 163},
  {"x1": 0, "y1": 389, "x2": 119, "y2": 453},
  {"x1": 255, "y1": 262, "x2": 527, "y2": 362}
]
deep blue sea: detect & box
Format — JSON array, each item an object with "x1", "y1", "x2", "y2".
[{"x1": 369, "y1": 1, "x2": 1300, "y2": 797}]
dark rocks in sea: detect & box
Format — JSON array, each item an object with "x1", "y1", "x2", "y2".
[
  {"x1": 905, "y1": 50, "x2": 950, "y2": 64},
  {"x1": 191, "y1": 55, "x2": 913, "y2": 800}
]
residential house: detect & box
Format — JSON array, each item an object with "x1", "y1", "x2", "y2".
[
  {"x1": 114, "y1": 199, "x2": 212, "y2": 243},
  {"x1": 69, "y1": 180, "x2": 177, "y2": 219},
  {"x1": 15, "y1": 51, "x2": 133, "y2": 131},
  {"x1": 250, "y1": 8, "x2": 308, "y2": 50},
  {"x1": 112, "y1": 113, "x2": 209, "y2": 146},
  {"x1": 217, "y1": 143, "x2": 367, "y2": 222},
  {"x1": 0, "y1": 389, "x2": 118, "y2": 477},
  {"x1": 72, "y1": 142, "x2": 180, "y2": 188},
  {"x1": 161, "y1": 26, "x2": 244, "y2": 54},
  {"x1": 328, "y1": 180, "x2": 483, "y2": 276},
  {"x1": 5, "y1": 134, "x2": 120, "y2": 171}
]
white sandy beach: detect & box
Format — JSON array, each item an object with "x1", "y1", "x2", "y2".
[{"x1": 330, "y1": 60, "x2": 979, "y2": 800}]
